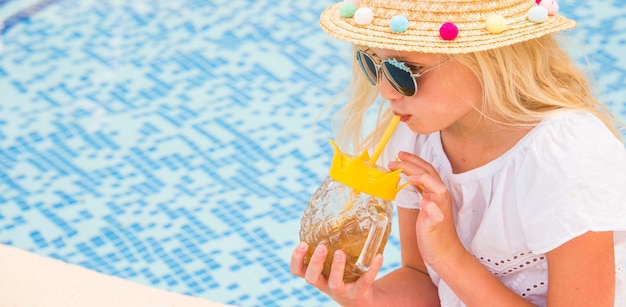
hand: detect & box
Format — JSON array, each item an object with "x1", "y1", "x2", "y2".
[
  {"x1": 290, "y1": 242, "x2": 384, "y2": 307},
  {"x1": 388, "y1": 151, "x2": 465, "y2": 269}
]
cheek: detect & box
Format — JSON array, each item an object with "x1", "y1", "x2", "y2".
[
  {"x1": 435, "y1": 69, "x2": 482, "y2": 108},
  {"x1": 405, "y1": 69, "x2": 482, "y2": 131},
  {"x1": 418, "y1": 75, "x2": 479, "y2": 108}
]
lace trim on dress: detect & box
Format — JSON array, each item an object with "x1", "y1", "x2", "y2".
[{"x1": 474, "y1": 251, "x2": 546, "y2": 276}]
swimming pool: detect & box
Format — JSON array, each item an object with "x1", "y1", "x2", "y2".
[{"x1": 0, "y1": 0, "x2": 624, "y2": 306}]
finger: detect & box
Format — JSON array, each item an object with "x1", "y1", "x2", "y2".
[
  {"x1": 388, "y1": 153, "x2": 434, "y2": 178},
  {"x1": 290, "y1": 242, "x2": 310, "y2": 277},
  {"x1": 396, "y1": 151, "x2": 433, "y2": 169},
  {"x1": 327, "y1": 250, "x2": 347, "y2": 294},
  {"x1": 406, "y1": 176, "x2": 426, "y2": 194},
  {"x1": 304, "y1": 244, "x2": 329, "y2": 287},
  {"x1": 409, "y1": 174, "x2": 446, "y2": 197},
  {"x1": 388, "y1": 159, "x2": 427, "y2": 177},
  {"x1": 355, "y1": 254, "x2": 383, "y2": 293}
]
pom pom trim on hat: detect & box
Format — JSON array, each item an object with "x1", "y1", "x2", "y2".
[
  {"x1": 485, "y1": 15, "x2": 508, "y2": 34},
  {"x1": 390, "y1": 15, "x2": 409, "y2": 33},
  {"x1": 353, "y1": 7, "x2": 374, "y2": 25},
  {"x1": 339, "y1": 2, "x2": 357, "y2": 18},
  {"x1": 528, "y1": 5, "x2": 548, "y2": 23},
  {"x1": 439, "y1": 22, "x2": 459, "y2": 41},
  {"x1": 321, "y1": 0, "x2": 576, "y2": 54}
]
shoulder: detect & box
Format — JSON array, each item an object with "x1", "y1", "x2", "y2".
[
  {"x1": 517, "y1": 110, "x2": 626, "y2": 185},
  {"x1": 537, "y1": 111, "x2": 621, "y2": 145},
  {"x1": 523, "y1": 110, "x2": 624, "y2": 165},
  {"x1": 513, "y1": 111, "x2": 626, "y2": 253}
]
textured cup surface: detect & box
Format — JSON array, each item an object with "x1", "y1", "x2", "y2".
[{"x1": 299, "y1": 177, "x2": 392, "y2": 282}]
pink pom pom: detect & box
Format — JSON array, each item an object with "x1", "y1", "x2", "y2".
[
  {"x1": 539, "y1": 0, "x2": 559, "y2": 15},
  {"x1": 439, "y1": 22, "x2": 458, "y2": 41},
  {"x1": 536, "y1": 0, "x2": 541, "y2": 4}
]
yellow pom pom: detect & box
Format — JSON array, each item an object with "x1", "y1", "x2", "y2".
[{"x1": 485, "y1": 15, "x2": 507, "y2": 34}]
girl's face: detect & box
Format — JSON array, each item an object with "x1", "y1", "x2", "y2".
[{"x1": 369, "y1": 48, "x2": 483, "y2": 135}]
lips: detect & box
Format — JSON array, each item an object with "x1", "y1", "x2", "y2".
[{"x1": 393, "y1": 112, "x2": 411, "y2": 122}]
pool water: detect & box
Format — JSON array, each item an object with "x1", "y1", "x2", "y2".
[{"x1": 1, "y1": 0, "x2": 625, "y2": 306}]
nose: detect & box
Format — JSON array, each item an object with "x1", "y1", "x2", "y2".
[{"x1": 378, "y1": 73, "x2": 403, "y2": 101}]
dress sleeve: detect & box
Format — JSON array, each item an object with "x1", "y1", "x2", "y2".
[{"x1": 516, "y1": 112, "x2": 626, "y2": 254}]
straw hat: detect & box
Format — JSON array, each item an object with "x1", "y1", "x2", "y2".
[{"x1": 319, "y1": 0, "x2": 576, "y2": 54}]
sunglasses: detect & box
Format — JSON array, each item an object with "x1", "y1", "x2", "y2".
[{"x1": 356, "y1": 49, "x2": 453, "y2": 97}]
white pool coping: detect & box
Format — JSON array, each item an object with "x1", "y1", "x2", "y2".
[{"x1": 0, "y1": 244, "x2": 237, "y2": 307}]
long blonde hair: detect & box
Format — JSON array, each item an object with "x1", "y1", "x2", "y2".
[{"x1": 334, "y1": 35, "x2": 624, "y2": 154}]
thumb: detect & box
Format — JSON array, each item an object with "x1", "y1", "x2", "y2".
[
  {"x1": 355, "y1": 253, "x2": 383, "y2": 292},
  {"x1": 419, "y1": 200, "x2": 444, "y2": 229}
]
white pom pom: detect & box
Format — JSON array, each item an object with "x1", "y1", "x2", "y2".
[
  {"x1": 527, "y1": 6, "x2": 548, "y2": 23},
  {"x1": 354, "y1": 7, "x2": 374, "y2": 25}
]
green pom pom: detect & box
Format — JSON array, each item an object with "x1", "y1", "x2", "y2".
[{"x1": 339, "y1": 2, "x2": 357, "y2": 18}]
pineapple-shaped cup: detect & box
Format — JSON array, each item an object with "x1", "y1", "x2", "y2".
[{"x1": 299, "y1": 116, "x2": 407, "y2": 282}]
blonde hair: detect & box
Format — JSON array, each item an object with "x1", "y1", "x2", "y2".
[{"x1": 334, "y1": 35, "x2": 624, "y2": 154}]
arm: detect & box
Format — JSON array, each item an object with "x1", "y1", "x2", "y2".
[
  {"x1": 390, "y1": 152, "x2": 618, "y2": 306},
  {"x1": 368, "y1": 207, "x2": 440, "y2": 307},
  {"x1": 546, "y1": 231, "x2": 615, "y2": 306},
  {"x1": 426, "y1": 233, "x2": 535, "y2": 307},
  {"x1": 420, "y1": 222, "x2": 616, "y2": 307},
  {"x1": 390, "y1": 152, "x2": 536, "y2": 307}
]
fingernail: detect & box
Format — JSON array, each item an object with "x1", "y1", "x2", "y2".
[
  {"x1": 297, "y1": 242, "x2": 308, "y2": 251},
  {"x1": 315, "y1": 245, "x2": 325, "y2": 255},
  {"x1": 334, "y1": 251, "x2": 343, "y2": 262},
  {"x1": 376, "y1": 254, "x2": 383, "y2": 263}
]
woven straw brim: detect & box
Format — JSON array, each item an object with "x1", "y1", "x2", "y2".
[{"x1": 320, "y1": 0, "x2": 576, "y2": 54}]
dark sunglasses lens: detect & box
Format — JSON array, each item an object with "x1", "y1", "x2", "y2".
[
  {"x1": 356, "y1": 52, "x2": 378, "y2": 85},
  {"x1": 382, "y1": 62, "x2": 416, "y2": 96}
]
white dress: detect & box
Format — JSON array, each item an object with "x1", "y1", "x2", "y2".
[{"x1": 381, "y1": 110, "x2": 626, "y2": 307}]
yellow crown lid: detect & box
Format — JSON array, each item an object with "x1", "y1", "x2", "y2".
[
  {"x1": 328, "y1": 116, "x2": 407, "y2": 201},
  {"x1": 329, "y1": 140, "x2": 404, "y2": 201}
]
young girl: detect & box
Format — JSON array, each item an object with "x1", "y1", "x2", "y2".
[{"x1": 290, "y1": 0, "x2": 626, "y2": 306}]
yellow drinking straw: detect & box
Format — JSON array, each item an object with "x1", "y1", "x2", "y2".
[{"x1": 369, "y1": 115, "x2": 401, "y2": 165}]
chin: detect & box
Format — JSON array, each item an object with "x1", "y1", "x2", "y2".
[{"x1": 406, "y1": 122, "x2": 438, "y2": 135}]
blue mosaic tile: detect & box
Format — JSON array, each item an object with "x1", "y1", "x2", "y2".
[{"x1": 0, "y1": 0, "x2": 625, "y2": 306}]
